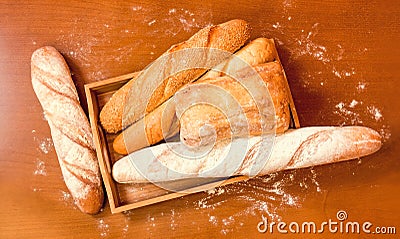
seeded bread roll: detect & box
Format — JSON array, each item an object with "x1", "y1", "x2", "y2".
[
  {"x1": 100, "y1": 19, "x2": 251, "y2": 133},
  {"x1": 31, "y1": 46, "x2": 104, "y2": 214}
]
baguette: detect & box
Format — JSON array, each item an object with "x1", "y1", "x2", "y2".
[
  {"x1": 98, "y1": 71, "x2": 141, "y2": 134},
  {"x1": 31, "y1": 46, "x2": 104, "y2": 214},
  {"x1": 177, "y1": 61, "x2": 290, "y2": 148},
  {"x1": 113, "y1": 98, "x2": 179, "y2": 155},
  {"x1": 100, "y1": 19, "x2": 251, "y2": 133},
  {"x1": 112, "y1": 126, "x2": 381, "y2": 183},
  {"x1": 113, "y1": 38, "x2": 281, "y2": 155}
]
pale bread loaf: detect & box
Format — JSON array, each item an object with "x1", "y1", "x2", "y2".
[
  {"x1": 31, "y1": 46, "x2": 104, "y2": 214},
  {"x1": 177, "y1": 61, "x2": 290, "y2": 148},
  {"x1": 112, "y1": 126, "x2": 381, "y2": 183},
  {"x1": 100, "y1": 19, "x2": 251, "y2": 133}
]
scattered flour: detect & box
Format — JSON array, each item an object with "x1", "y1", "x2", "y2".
[
  {"x1": 334, "y1": 101, "x2": 363, "y2": 125},
  {"x1": 38, "y1": 137, "x2": 53, "y2": 154},
  {"x1": 192, "y1": 169, "x2": 323, "y2": 235},
  {"x1": 367, "y1": 106, "x2": 383, "y2": 121},
  {"x1": 131, "y1": 5, "x2": 143, "y2": 11},
  {"x1": 356, "y1": 81, "x2": 367, "y2": 92},
  {"x1": 33, "y1": 159, "x2": 47, "y2": 176},
  {"x1": 170, "y1": 209, "x2": 178, "y2": 230},
  {"x1": 164, "y1": 8, "x2": 213, "y2": 36},
  {"x1": 59, "y1": 190, "x2": 78, "y2": 210},
  {"x1": 98, "y1": 219, "x2": 110, "y2": 237},
  {"x1": 290, "y1": 23, "x2": 331, "y2": 64},
  {"x1": 379, "y1": 125, "x2": 391, "y2": 142},
  {"x1": 272, "y1": 22, "x2": 281, "y2": 29},
  {"x1": 348, "y1": 99, "x2": 359, "y2": 108}
]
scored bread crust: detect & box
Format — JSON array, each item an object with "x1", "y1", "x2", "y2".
[
  {"x1": 112, "y1": 38, "x2": 281, "y2": 155},
  {"x1": 112, "y1": 126, "x2": 382, "y2": 183},
  {"x1": 31, "y1": 46, "x2": 104, "y2": 214},
  {"x1": 100, "y1": 19, "x2": 251, "y2": 134},
  {"x1": 178, "y1": 61, "x2": 290, "y2": 148}
]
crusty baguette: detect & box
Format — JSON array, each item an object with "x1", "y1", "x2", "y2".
[
  {"x1": 100, "y1": 19, "x2": 251, "y2": 133},
  {"x1": 31, "y1": 46, "x2": 104, "y2": 214},
  {"x1": 113, "y1": 38, "x2": 281, "y2": 155},
  {"x1": 112, "y1": 126, "x2": 381, "y2": 183},
  {"x1": 177, "y1": 61, "x2": 290, "y2": 148},
  {"x1": 113, "y1": 98, "x2": 179, "y2": 155},
  {"x1": 99, "y1": 71, "x2": 141, "y2": 134},
  {"x1": 198, "y1": 38, "x2": 278, "y2": 81}
]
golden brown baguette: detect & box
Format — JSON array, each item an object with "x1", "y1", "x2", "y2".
[
  {"x1": 177, "y1": 61, "x2": 290, "y2": 148},
  {"x1": 112, "y1": 126, "x2": 382, "y2": 183},
  {"x1": 31, "y1": 46, "x2": 104, "y2": 214},
  {"x1": 100, "y1": 19, "x2": 251, "y2": 133},
  {"x1": 112, "y1": 38, "x2": 280, "y2": 155},
  {"x1": 99, "y1": 71, "x2": 141, "y2": 134},
  {"x1": 113, "y1": 98, "x2": 178, "y2": 155}
]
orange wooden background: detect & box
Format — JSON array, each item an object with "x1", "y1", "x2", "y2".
[{"x1": 1, "y1": 0, "x2": 399, "y2": 238}]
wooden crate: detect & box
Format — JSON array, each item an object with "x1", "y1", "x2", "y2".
[{"x1": 84, "y1": 42, "x2": 300, "y2": 214}]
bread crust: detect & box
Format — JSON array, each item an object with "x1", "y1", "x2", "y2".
[
  {"x1": 31, "y1": 46, "x2": 104, "y2": 214},
  {"x1": 178, "y1": 61, "x2": 290, "y2": 147},
  {"x1": 100, "y1": 19, "x2": 251, "y2": 133},
  {"x1": 113, "y1": 38, "x2": 281, "y2": 155},
  {"x1": 112, "y1": 126, "x2": 382, "y2": 183}
]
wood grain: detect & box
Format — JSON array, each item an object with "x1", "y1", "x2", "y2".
[{"x1": 0, "y1": 0, "x2": 399, "y2": 238}]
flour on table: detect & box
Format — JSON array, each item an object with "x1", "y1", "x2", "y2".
[
  {"x1": 272, "y1": 22, "x2": 281, "y2": 29},
  {"x1": 379, "y1": 125, "x2": 391, "y2": 142},
  {"x1": 38, "y1": 137, "x2": 53, "y2": 154},
  {"x1": 131, "y1": 5, "x2": 143, "y2": 11},
  {"x1": 348, "y1": 99, "x2": 359, "y2": 108},
  {"x1": 332, "y1": 67, "x2": 356, "y2": 79},
  {"x1": 33, "y1": 159, "x2": 47, "y2": 176},
  {"x1": 98, "y1": 219, "x2": 110, "y2": 237},
  {"x1": 367, "y1": 105, "x2": 383, "y2": 121},
  {"x1": 290, "y1": 23, "x2": 331, "y2": 64},
  {"x1": 60, "y1": 190, "x2": 72, "y2": 201},
  {"x1": 32, "y1": 129, "x2": 54, "y2": 154},
  {"x1": 164, "y1": 8, "x2": 212, "y2": 36},
  {"x1": 192, "y1": 170, "x2": 322, "y2": 236},
  {"x1": 334, "y1": 101, "x2": 363, "y2": 125},
  {"x1": 170, "y1": 209, "x2": 178, "y2": 230},
  {"x1": 356, "y1": 81, "x2": 367, "y2": 92}
]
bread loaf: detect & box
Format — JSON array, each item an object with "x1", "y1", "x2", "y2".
[
  {"x1": 112, "y1": 126, "x2": 381, "y2": 183},
  {"x1": 113, "y1": 98, "x2": 179, "y2": 155},
  {"x1": 113, "y1": 38, "x2": 281, "y2": 155},
  {"x1": 177, "y1": 61, "x2": 290, "y2": 148},
  {"x1": 100, "y1": 19, "x2": 251, "y2": 133},
  {"x1": 31, "y1": 46, "x2": 104, "y2": 214},
  {"x1": 99, "y1": 71, "x2": 141, "y2": 134}
]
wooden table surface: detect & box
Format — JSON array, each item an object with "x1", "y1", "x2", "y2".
[{"x1": 1, "y1": 0, "x2": 399, "y2": 238}]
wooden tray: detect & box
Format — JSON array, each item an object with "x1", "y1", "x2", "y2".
[{"x1": 84, "y1": 45, "x2": 300, "y2": 214}]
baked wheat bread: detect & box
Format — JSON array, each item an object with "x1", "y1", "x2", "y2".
[
  {"x1": 100, "y1": 19, "x2": 251, "y2": 133},
  {"x1": 112, "y1": 126, "x2": 381, "y2": 183},
  {"x1": 112, "y1": 38, "x2": 283, "y2": 155},
  {"x1": 177, "y1": 61, "x2": 290, "y2": 148},
  {"x1": 31, "y1": 46, "x2": 104, "y2": 214}
]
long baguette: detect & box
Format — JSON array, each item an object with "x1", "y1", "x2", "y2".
[
  {"x1": 177, "y1": 61, "x2": 290, "y2": 148},
  {"x1": 112, "y1": 126, "x2": 381, "y2": 183},
  {"x1": 31, "y1": 46, "x2": 104, "y2": 214},
  {"x1": 112, "y1": 38, "x2": 282, "y2": 155},
  {"x1": 100, "y1": 19, "x2": 251, "y2": 133}
]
